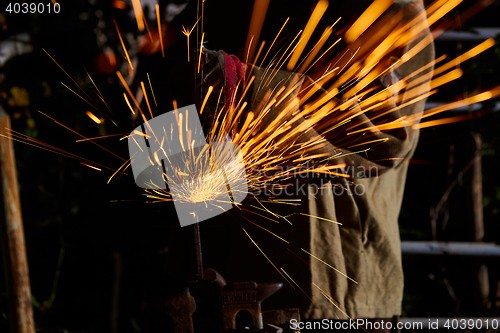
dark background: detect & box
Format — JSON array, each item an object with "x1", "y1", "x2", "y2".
[{"x1": 1, "y1": 0, "x2": 500, "y2": 332}]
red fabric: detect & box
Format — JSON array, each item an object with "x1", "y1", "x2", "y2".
[{"x1": 223, "y1": 52, "x2": 246, "y2": 110}]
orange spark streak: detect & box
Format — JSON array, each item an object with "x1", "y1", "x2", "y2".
[
  {"x1": 245, "y1": 36, "x2": 254, "y2": 69},
  {"x1": 287, "y1": 0, "x2": 329, "y2": 71},
  {"x1": 209, "y1": 98, "x2": 225, "y2": 143},
  {"x1": 85, "y1": 69, "x2": 115, "y2": 118},
  {"x1": 178, "y1": 113, "x2": 185, "y2": 152},
  {"x1": 38, "y1": 111, "x2": 125, "y2": 161},
  {"x1": 426, "y1": 0, "x2": 463, "y2": 27},
  {"x1": 420, "y1": 86, "x2": 500, "y2": 121},
  {"x1": 80, "y1": 163, "x2": 102, "y2": 172},
  {"x1": 233, "y1": 76, "x2": 255, "y2": 113},
  {"x1": 253, "y1": 41, "x2": 266, "y2": 72},
  {"x1": 2, "y1": 130, "x2": 118, "y2": 173},
  {"x1": 243, "y1": 228, "x2": 292, "y2": 285},
  {"x1": 76, "y1": 133, "x2": 129, "y2": 142},
  {"x1": 348, "y1": 138, "x2": 389, "y2": 148},
  {"x1": 156, "y1": 4, "x2": 165, "y2": 58},
  {"x1": 198, "y1": 32, "x2": 205, "y2": 74},
  {"x1": 292, "y1": 153, "x2": 330, "y2": 162},
  {"x1": 345, "y1": 0, "x2": 395, "y2": 43},
  {"x1": 301, "y1": 248, "x2": 357, "y2": 283},
  {"x1": 181, "y1": 16, "x2": 202, "y2": 62},
  {"x1": 263, "y1": 31, "x2": 303, "y2": 87},
  {"x1": 147, "y1": 74, "x2": 158, "y2": 107},
  {"x1": 86, "y1": 111, "x2": 102, "y2": 124},
  {"x1": 259, "y1": 18, "x2": 289, "y2": 68},
  {"x1": 199, "y1": 86, "x2": 213, "y2": 115},
  {"x1": 238, "y1": 112, "x2": 254, "y2": 140},
  {"x1": 43, "y1": 49, "x2": 102, "y2": 111},
  {"x1": 430, "y1": 68, "x2": 463, "y2": 90},
  {"x1": 300, "y1": 37, "x2": 342, "y2": 80},
  {"x1": 280, "y1": 268, "x2": 314, "y2": 302},
  {"x1": 298, "y1": 24, "x2": 334, "y2": 74},
  {"x1": 107, "y1": 159, "x2": 132, "y2": 184},
  {"x1": 400, "y1": 33, "x2": 435, "y2": 64},
  {"x1": 299, "y1": 213, "x2": 342, "y2": 224},
  {"x1": 123, "y1": 93, "x2": 135, "y2": 115},
  {"x1": 116, "y1": 71, "x2": 145, "y2": 119},
  {"x1": 433, "y1": 38, "x2": 496, "y2": 77},
  {"x1": 131, "y1": 0, "x2": 145, "y2": 31},
  {"x1": 61, "y1": 83, "x2": 100, "y2": 112},
  {"x1": 143, "y1": 16, "x2": 153, "y2": 43},
  {"x1": 249, "y1": 205, "x2": 281, "y2": 220},
  {"x1": 140, "y1": 81, "x2": 154, "y2": 118},
  {"x1": 131, "y1": 136, "x2": 144, "y2": 152},
  {"x1": 245, "y1": 206, "x2": 281, "y2": 223},
  {"x1": 241, "y1": 210, "x2": 287, "y2": 233},
  {"x1": 113, "y1": 17, "x2": 134, "y2": 71},
  {"x1": 245, "y1": 0, "x2": 271, "y2": 64},
  {"x1": 413, "y1": 113, "x2": 483, "y2": 130},
  {"x1": 313, "y1": 283, "x2": 354, "y2": 320}
]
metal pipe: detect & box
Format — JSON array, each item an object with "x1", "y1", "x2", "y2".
[
  {"x1": 436, "y1": 28, "x2": 500, "y2": 41},
  {"x1": 401, "y1": 241, "x2": 500, "y2": 256}
]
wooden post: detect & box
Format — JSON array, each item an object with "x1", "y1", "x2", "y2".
[
  {"x1": 472, "y1": 132, "x2": 484, "y2": 242},
  {"x1": 0, "y1": 107, "x2": 35, "y2": 333},
  {"x1": 471, "y1": 132, "x2": 490, "y2": 310}
]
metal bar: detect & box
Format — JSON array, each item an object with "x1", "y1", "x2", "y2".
[
  {"x1": 0, "y1": 107, "x2": 35, "y2": 333},
  {"x1": 401, "y1": 241, "x2": 500, "y2": 256},
  {"x1": 436, "y1": 28, "x2": 500, "y2": 41},
  {"x1": 193, "y1": 222, "x2": 204, "y2": 280},
  {"x1": 424, "y1": 101, "x2": 500, "y2": 112}
]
